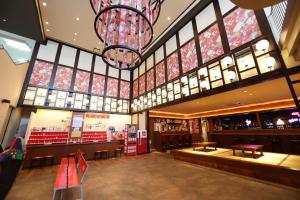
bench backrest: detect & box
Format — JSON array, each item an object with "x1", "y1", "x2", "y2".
[{"x1": 76, "y1": 150, "x2": 88, "y2": 184}]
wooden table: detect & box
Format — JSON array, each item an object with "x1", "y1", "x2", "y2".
[
  {"x1": 231, "y1": 144, "x2": 264, "y2": 158},
  {"x1": 192, "y1": 142, "x2": 217, "y2": 151}
]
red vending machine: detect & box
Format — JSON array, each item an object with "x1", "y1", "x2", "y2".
[
  {"x1": 137, "y1": 130, "x2": 148, "y2": 154},
  {"x1": 124, "y1": 124, "x2": 137, "y2": 156}
]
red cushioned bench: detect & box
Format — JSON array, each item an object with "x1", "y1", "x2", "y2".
[{"x1": 52, "y1": 150, "x2": 88, "y2": 200}]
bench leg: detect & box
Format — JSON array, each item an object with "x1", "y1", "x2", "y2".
[
  {"x1": 233, "y1": 149, "x2": 236, "y2": 156},
  {"x1": 60, "y1": 190, "x2": 63, "y2": 200},
  {"x1": 52, "y1": 189, "x2": 56, "y2": 200}
]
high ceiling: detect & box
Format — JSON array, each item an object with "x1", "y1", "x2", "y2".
[
  {"x1": 38, "y1": 0, "x2": 197, "y2": 54},
  {"x1": 152, "y1": 77, "x2": 299, "y2": 114}
]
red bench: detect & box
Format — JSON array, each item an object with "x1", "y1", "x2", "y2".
[{"x1": 52, "y1": 150, "x2": 88, "y2": 200}]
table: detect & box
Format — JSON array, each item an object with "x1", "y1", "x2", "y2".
[
  {"x1": 192, "y1": 142, "x2": 217, "y2": 151},
  {"x1": 231, "y1": 144, "x2": 264, "y2": 158}
]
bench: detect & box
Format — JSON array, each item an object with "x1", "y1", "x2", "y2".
[
  {"x1": 52, "y1": 150, "x2": 88, "y2": 200},
  {"x1": 231, "y1": 144, "x2": 264, "y2": 158},
  {"x1": 192, "y1": 142, "x2": 217, "y2": 151}
]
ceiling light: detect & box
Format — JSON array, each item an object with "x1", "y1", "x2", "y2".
[
  {"x1": 244, "y1": 90, "x2": 247, "y2": 93},
  {"x1": 42, "y1": 2, "x2": 47, "y2": 6},
  {"x1": 74, "y1": 32, "x2": 77, "y2": 35},
  {"x1": 45, "y1": 21, "x2": 49, "y2": 25},
  {"x1": 2, "y1": 18, "x2": 7, "y2": 22},
  {"x1": 167, "y1": 17, "x2": 171, "y2": 20},
  {"x1": 76, "y1": 17, "x2": 80, "y2": 21},
  {"x1": 73, "y1": 38, "x2": 76, "y2": 41},
  {"x1": 256, "y1": 39, "x2": 269, "y2": 53},
  {"x1": 222, "y1": 56, "x2": 233, "y2": 67},
  {"x1": 90, "y1": 0, "x2": 161, "y2": 69},
  {"x1": 46, "y1": 29, "x2": 50, "y2": 32},
  {"x1": 4, "y1": 38, "x2": 31, "y2": 52},
  {"x1": 249, "y1": 93, "x2": 253, "y2": 96},
  {"x1": 262, "y1": 56, "x2": 276, "y2": 71},
  {"x1": 226, "y1": 71, "x2": 236, "y2": 81}
]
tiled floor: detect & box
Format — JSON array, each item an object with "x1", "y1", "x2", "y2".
[
  {"x1": 6, "y1": 152, "x2": 300, "y2": 200},
  {"x1": 179, "y1": 148, "x2": 300, "y2": 169}
]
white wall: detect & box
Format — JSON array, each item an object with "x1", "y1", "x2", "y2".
[{"x1": 0, "y1": 49, "x2": 28, "y2": 145}]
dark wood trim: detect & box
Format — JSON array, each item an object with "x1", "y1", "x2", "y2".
[
  {"x1": 17, "y1": 42, "x2": 40, "y2": 106},
  {"x1": 176, "y1": 33, "x2": 183, "y2": 76},
  {"x1": 191, "y1": 18, "x2": 203, "y2": 66},
  {"x1": 213, "y1": 0, "x2": 230, "y2": 53},
  {"x1": 48, "y1": 44, "x2": 62, "y2": 88}
]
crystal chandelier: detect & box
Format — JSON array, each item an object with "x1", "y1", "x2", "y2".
[{"x1": 90, "y1": 0, "x2": 161, "y2": 69}]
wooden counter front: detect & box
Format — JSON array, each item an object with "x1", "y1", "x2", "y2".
[{"x1": 23, "y1": 140, "x2": 123, "y2": 169}]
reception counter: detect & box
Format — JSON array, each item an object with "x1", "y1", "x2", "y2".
[{"x1": 23, "y1": 140, "x2": 123, "y2": 169}]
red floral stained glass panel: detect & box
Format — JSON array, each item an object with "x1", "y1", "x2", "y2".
[
  {"x1": 106, "y1": 77, "x2": 119, "y2": 97},
  {"x1": 181, "y1": 40, "x2": 198, "y2": 74},
  {"x1": 74, "y1": 70, "x2": 90, "y2": 93},
  {"x1": 53, "y1": 66, "x2": 73, "y2": 90},
  {"x1": 120, "y1": 81, "x2": 130, "y2": 99},
  {"x1": 139, "y1": 74, "x2": 145, "y2": 95},
  {"x1": 156, "y1": 61, "x2": 165, "y2": 86},
  {"x1": 199, "y1": 24, "x2": 224, "y2": 63},
  {"x1": 224, "y1": 8, "x2": 261, "y2": 50},
  {"x1": 29, "y1": 60, "x2": 53, "y2": 86},
  {"x1": 147, "y1": 68, "x2": 154, "y2": 91},
  {"x1": 91, "y1": 74, "x2": 106, "y2": 95},
  {"x1": 133, "y1": 79, "x2": 138, "y2": 98},
  {"x1": 166, "y1": 52, "x2": 180, "y2": 81}
]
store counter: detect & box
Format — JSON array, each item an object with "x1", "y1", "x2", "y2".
[{"x1": 23, "y1": 140, "x2": 123, "y2": 169}]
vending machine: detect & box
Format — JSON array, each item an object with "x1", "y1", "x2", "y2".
[
  {"x1": 124, "y1": 124, "x2": 137, "y2": 156},
  {"x1": 137, "y1": 130, "x2": 148, "y2": 154}
]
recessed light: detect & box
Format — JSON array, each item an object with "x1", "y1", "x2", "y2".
[
  {"x1": 46, "y1": 29, "x2": 50, "y2": 32},
  {"x1": 45, "y1": 21, "x2": 49, "y2": 25},
  {"x1": 76, "y1": 17, "x2": 80, "y2": 21},
  {"x1": 243, "y1": 90, "x2": 247, "y2": 93},
  {"x1": 167, "y1": 17, "x2": 171, "y2": 21},
  {"x1": 249, "y1": 93, "x2": 253, "y2": 96},
  {"x1": 2, "y1": 18, "x2": 7, "y2": 22},
  {"x1": 73, "y1": 38, "x2": 76, "y2": 41},
  {"x1": 42, "y1": 2, "x2": 47, "y2": 6},
  {"x1": 74, "y1": 32, "x2": 77, "y2": 35}
]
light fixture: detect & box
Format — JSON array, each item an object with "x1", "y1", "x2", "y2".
[
  {"x1": 200, "y1": 80, "x2": 209, "y2": 89},
  {"x1": 45, "y1": 21, "x2": 49, "y2": 25},
  {"x1": 74, "y1": 32, "x2": 77, "y2": 35},
  {"x1": 4, "y1": 38, "x2": 31, "y2": 52},
  {"x1": 42, "y1": 2, "x2": 47, "y2": 6},
  {"x1": 73, "y1": 38, "x2": 76, "y2": 41},
  {"x1": 76, "y1": 17, "x2": 80, "y2": 21},
  {"x1": 46, "y1": 29, "x2": 50, "y2": 32},
  {"x1": 90, "y1": 0, "x2": 161, "y2": 69},
  {"x1": 241, "y1": 56, "x2": 252, "y2": 68},
  {"x1": 256, "y1": 39, "x2": 270, "y2": 53},
  {"x1": 226, "y1": 70, "x2": 236, "y2": 81},
  {"x1": 199, "y1": 67, "x2": 207, "y2": 77},
  {"x1": 2, "y1": 18, "x2": 7, "y2": 22},
  {"x1": 167, "y1": 17, "x2": 171, "y2": 21},
  {"x1": 276, "y1": 118, "x2": 285, "y2": 126},
  {"x1": 262, "y1": 56, "x2": 276, "y2": 71},
  {"x1": 222, "y1": 56, "x2": 233, "y2": 67}
]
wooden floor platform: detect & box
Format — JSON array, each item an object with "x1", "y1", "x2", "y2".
[{"x1": 171, "y1": 148, "x2": 300, "y2": 188}]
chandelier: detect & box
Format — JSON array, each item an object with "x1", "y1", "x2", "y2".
[{"x1": 90, "y1": 0, "x2": 161, "y2": 69}]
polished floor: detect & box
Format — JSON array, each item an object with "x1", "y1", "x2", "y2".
[
  {"x1": 6, "y1": 152, "x2": 300, "y2": 200},
  {"x1": 179, "y1": 147, "x2": 300, "y2": 169}
]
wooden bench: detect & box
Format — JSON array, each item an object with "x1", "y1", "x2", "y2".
[
  {"x1": 52, "y1": 150, "x2": 88, "y2": 200},
  {"x1": 231, "y1": 144, "x2": 264, "y2": 158}
]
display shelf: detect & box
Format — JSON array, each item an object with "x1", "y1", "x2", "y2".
[
  {"x1": 27, "y1": 131, "x2": 69, "y2": 145},
  {"x1": 81, "y1": 131, "x2": 107, "y2": 143}
]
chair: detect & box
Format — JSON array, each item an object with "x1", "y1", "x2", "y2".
[
  {"x1": 30, "y1": 156, "x2": 44, "y2": 168},
  {"x1": 44, "y1": 155, "x2": 55, "y2": 166},
  {"x1": 114, "y1": 149, "x2": 122, "y2": 158}
]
